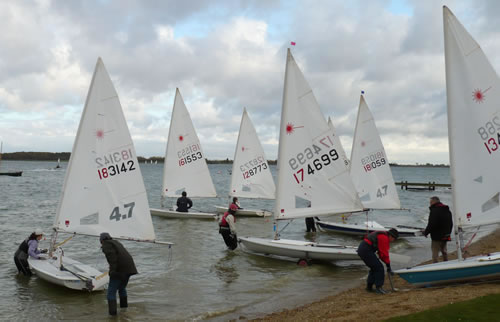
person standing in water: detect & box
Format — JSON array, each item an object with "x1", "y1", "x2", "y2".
[
  {"x1": 14, "y1": 228, "x2": 47, "y2": 276},
  {"x1": 219, "y1": 204, "x2": 238, "y2": 250},
  {"x1": 357, "y1": 228, "x2": 399, "y2": 294},
  {"x1": 231, "y1": 197, "x2": 242, "y2": 210},
  {"x1": 100, "y1": 232, "x2": 138, "y2": 316},
  {"x1": 176, "y1": 191, "x2": 193, "y2": 212}
]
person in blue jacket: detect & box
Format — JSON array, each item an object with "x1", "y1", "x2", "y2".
[{"x1": 14, "y1": 228, "x2": 47, "y2": 276}]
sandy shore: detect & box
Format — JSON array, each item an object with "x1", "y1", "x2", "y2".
[{"x1": 256, "y1": 229, "x2": 500, "y2": 321}]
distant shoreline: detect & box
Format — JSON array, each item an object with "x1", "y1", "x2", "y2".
[{"x1": 1, "y1": 152, "x2": 449, "y2": 167}]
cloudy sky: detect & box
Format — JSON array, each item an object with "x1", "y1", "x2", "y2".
[{"x1": 1, "y1": 0, "x2": 499, "y2": 164}]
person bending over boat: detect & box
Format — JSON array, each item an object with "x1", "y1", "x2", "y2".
[
  {"x1": 357, "y1": 228, "x2": 399, "y2": 294},
  {"x1": 176, "y1": 191, "x2": 193, "y2": 212},
  {"x1": 231, "y1": 197, "x2": 243, "y2": 210},
  {"x1": 100, "y1": 232, "x2": 138, "y2": 316},
  {"x1": 14, "y1": 228, "x2": 47, "y2": 276},
  {"x1": 424, "y1": 196, "x2": 453, "y2": 263},
  {"x1": 219, "y1": 204, "x2": 238, "y2": 250}
]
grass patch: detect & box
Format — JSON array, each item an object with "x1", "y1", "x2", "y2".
[{"x1": 386, "y1": 293, "x2": 500, "y2": 322}]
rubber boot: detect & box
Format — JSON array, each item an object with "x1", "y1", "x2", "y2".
[
  {"x1": 120, "y1": 296, "x2": 128, "y2": 308},
  {"x1": 108, "y1": 299, "x2": 117, "y2": 315},
  {"x1": 366, "y1": 284, "x2": 374, "y2": 292}
]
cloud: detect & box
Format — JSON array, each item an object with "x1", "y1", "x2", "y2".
[{"x1": 1, "y1": 0, "x2": 500, "y2": 164}]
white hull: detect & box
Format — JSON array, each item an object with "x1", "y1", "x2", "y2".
[
  {"x1": 214, "y1": 206, "x2": 271, "y2": 217},
  {"x1": 239, "y1": 237, "x2": 361, "y2": 261},
  {"x1": 150, "y1": 208, "x2": 217, "y2": 220},
  {"x1": 28, "y1": 254, "x2": 108, "y2": 291}
]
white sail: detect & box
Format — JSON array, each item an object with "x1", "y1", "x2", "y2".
[
  {"x1": 349, "y1": 96, "x2": 401, "y2": 209},
  {"x1": 161, "y1": 88, "x2": 217, "y2": 198},
  {"x1": 275, "y1": 50, "x2": 363, "y2": 220},
  {"x1": 54, "y1": 58, "x2": 156, "y2": 241},
  {"x1": 229, "y1": 108, "x2": 275, "y2": 199},
  {"x1": 327, "y1": 117, "x2": 350, "y2": 169},
  {"x1": 444, "y1": 7, "x2": 500, "y2": 228}
]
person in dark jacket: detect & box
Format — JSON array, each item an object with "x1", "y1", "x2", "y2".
[
  {"x1": 14, "y1": 228, "x2": 47, "y2": 276},
  {"x1": 424, "y1": 196, "x2": 453, "y2": 263},
  {"x1": 176, "y1": 191, "x2": 193, "y2": 212},
  {"x1": 100, "y1": 232, "x2": 138, "y2": 316},
  {"x1": 357, "y1": 228, "x2": 399, "y2": 294}
]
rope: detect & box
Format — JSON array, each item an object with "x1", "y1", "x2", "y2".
[{"x1": 54, "y1": 234, "x2": 75, "y2": 249}]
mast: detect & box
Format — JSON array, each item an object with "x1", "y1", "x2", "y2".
[
  {"x1": 443, "y1": 6, "x2": 463, "y2": 260},
  {"x1": 273, "y1": 48, "x2": 293, "y2": 239}
]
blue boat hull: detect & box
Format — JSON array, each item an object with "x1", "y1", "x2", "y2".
[
  {"x1": 317, "y1": 221, "x2": 418, "y2": 237},
  {"x1": 396, "y1": 253, "x2": 500, "y2": 287}
]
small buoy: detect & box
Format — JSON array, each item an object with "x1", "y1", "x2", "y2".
[{"x1": 297, "y1": 259, "x2": 309, "y2": 267}]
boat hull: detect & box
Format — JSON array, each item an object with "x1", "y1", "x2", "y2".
[
  {"x1": 238, "y1": 237, "x2": 361, "y2": 261},
  {"x1": 317, "y1": 220, "x2": 421, "y2": 237},
  {"x1": 396, "y1": 252, "x2": 500, "y2": 287},
  {"x1": 150, "y1": 208, "x2": 217, "y2": 220},
  {"x1": 214, "y1": 206, "x2": 271, "y2": 217},
  {"x1": 0, "y1": 171, "x2": 22, "y2": 177},
  {"x1": 28, "y1": 254, "x2": 108, "y2": 291}
]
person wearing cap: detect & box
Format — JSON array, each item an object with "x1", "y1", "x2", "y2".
[
  {"x1": 424, "y1": 196, "x2": 453, "y2": 263},
  {"x1": 357, "y1": 228, "x2": 399, "y2": 294},
  {"x1": 176, "y1": 191, "x2": 193, "y2": 212},
  {"x1": 13, "y1": 229, "x2": 47, "y2": 276},
  {"x1": 219, "y1": 204, "x2": 238, "y2": 250},
  {"x1": 100, "y1": 232, "x2": 138, "y2": 316}
]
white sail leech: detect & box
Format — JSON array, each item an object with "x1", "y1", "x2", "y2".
[
  {"x1": 349, "y1": 95, "x2": 401, "y2": 210},
  {"x1": 229, "y1": 108, "x2": 275, "y2": 199},
  {"x1": 161, "y1": 89, "x2": 217, "y2": 198},
  {"x1": 54, "y1": 58, "x2": 156, "y2": 242}
]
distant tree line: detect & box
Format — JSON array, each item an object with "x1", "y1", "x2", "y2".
[{"x1": 1, "y1": 152, "x2": 278, "y2": 165}]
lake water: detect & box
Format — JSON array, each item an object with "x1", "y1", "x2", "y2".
[{"x1": 0, "y1": 161, "x2": 453, "y2": 320}]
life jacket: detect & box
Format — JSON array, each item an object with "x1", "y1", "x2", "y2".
[
  {"x1": 363, "y1": 231, "x2": 389, "y2": 250},
  {"x1": 18, "y1": 238, "x2": 29, "y2": 253},
  {"x1": 220, "y1": 212, "x2": 236, "y2": 227}
]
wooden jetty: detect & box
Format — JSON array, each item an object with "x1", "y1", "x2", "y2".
[{"x1": 396, "y1": 181, "x2": 451, "y2": 190}]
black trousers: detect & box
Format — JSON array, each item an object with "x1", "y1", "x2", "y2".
[
  {"x1": 357, "y1": 241, "x2": 384, "y2": 288},
  {"x1": 219, "y1": 227, "x2": 238, "y2": 250},
  {"x1": 305, "y1": 217, "x2": 316, "y2": 232},
  {"x1": 14, "y1": 250, "x2": 32, "y2": 276}
]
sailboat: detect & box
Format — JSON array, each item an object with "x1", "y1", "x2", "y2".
[
  {"x1": 239, "y1": 49, "x2": 365, "y2": 262},
  {"x1": 214, "y1": 108, "x2": 274, "y2": 217},
  {"x1": 0, "y1": 142, "x2": 22, "y2": 176},
  {"x1": 55, "y1": 158, "x2": 61, "y2": 169},
  {"x1": 150, "y1": 89, "x2": 218, "y2": 220},
  {"x1": 28, "y1": 58, "x2": 172, "y2": 291},
  {"x1": 317, "y1": 96, "x2": 420, "y2": 237},
  {"x1": 396, "y1": 6, "x2": 500, "y2": 286}
]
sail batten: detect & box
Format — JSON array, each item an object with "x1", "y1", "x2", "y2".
[
  {"x1": 161, "y1": 89, "x2": 217, "y2": 198},
  {"x1": 275, "y1": 49, "x2": 363, "y2": 220}
]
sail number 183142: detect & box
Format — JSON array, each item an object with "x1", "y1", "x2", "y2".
[{"x1": 96, "y1": 148, "x2": 136, "y2": 180}]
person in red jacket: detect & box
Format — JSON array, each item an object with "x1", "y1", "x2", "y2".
[
  {"x1": 219, "y1": 204, "x2": 238, "y2": 250},
  {"x1": 357, "y1": 228, "x2": 399, "y2": 294}
]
